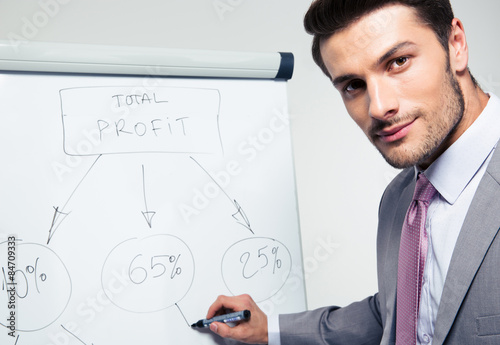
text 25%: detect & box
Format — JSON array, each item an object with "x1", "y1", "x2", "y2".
[{"x1": 240, "y1": 246, "x2": 282, "y2": 279}]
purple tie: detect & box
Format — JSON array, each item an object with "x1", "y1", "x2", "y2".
[{"x1": 396, "y1": 173, "x2": 437, "y2": 345}]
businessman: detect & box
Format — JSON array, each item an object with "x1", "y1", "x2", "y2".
[{"x1": 204, "y1": 0, "x2": 500, "y2": 344}]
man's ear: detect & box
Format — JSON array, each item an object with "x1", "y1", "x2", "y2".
[{"x1": 449, "y1": 18, "x2": 469, "y2": 74}]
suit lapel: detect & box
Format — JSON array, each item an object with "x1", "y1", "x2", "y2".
[{"x1": 432, "y1": 147, "x2": 500, "y2": 345}]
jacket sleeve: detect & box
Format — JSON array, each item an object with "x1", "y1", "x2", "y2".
[{"x1": 279, "y1": 294, "x2": 383, "y2": 345}]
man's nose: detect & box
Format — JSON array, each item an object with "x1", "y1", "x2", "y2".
[{"x1": 367, "y1": 78, "x2": 399, "y2": 121}]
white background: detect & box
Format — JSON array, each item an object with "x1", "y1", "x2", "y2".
[{"x1": 0, "y1": 0, "x2": 499, "y2": 311}]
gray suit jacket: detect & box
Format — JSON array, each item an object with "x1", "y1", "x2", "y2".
[{"x1": 280, "y1": 144, "x2": 500, "y2": 345}]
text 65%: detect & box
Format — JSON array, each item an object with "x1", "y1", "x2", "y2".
[{"x1": 128, "y1": 254, "x2": 182, "y2": 284}]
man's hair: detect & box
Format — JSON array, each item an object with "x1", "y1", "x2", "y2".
[{"x1": 304, "y1": 0, "x2": 455, "y2": 78}]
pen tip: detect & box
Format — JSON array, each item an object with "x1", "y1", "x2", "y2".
[{"x1": 191, "y1": 323, "x2": 196, "y2": 328}]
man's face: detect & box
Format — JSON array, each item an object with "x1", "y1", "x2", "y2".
[{"x1": 320, "y1": 5, "x2": 465, "y2": 169}]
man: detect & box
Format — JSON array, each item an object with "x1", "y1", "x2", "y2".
[{"x1": 203, "y1": 0, "x2": 500, "y2": 344}]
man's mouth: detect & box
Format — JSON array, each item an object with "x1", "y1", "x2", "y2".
[{"x1": 376, "y1": 119, "x2": 416, "y2": 143}]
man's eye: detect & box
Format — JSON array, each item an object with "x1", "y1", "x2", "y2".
[
  {"x1": 345, "y1": 79, "x2": 365, "y2": 92},
  {"x1": 394, "y1": 57, "x2": 408, "y2": 67}
]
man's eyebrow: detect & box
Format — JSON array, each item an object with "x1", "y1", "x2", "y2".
[
  {"x1": 375, "y1": 41, "x2": 416, "y2": 67},
  {"x1": 331, "y1": 41, "x2": 416, "y2": 88},
  {"x1": 332, "y1": 74, "x2": 358, "y2": 88}
]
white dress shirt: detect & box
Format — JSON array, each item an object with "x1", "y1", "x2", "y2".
[{"x1": 268, "y1": 93, "x2": 500, "y2": 345}]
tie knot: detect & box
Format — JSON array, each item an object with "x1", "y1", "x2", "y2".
[{"x1": 413, "y1": 173, "x2": 437, "y2": 202}]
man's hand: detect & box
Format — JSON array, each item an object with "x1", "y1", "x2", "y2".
[{"x1": 206, "y1": 294, "x2": 269, "y2": 344}]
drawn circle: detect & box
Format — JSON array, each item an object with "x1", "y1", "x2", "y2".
[
  {"x1": 0, "y1": 241, "x2": 72, "y2": 331},
  {"x1": 221, "y1": 237, "x2": 291, "y2": 302},
  {"x1": 101, "y1": 234, "x2": 195, "y2": 313}
]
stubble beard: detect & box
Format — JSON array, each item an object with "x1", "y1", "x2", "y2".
[{"x1": 369, "y1": 62, "x2": 466, "y2": 169}]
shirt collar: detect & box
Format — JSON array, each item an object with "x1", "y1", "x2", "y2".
[{"x1": 422, "y1": 93, "x2": 500, "y2": 204}]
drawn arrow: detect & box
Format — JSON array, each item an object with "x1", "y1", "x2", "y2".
[
  {"x1": 175, "y1": 303, "x2": 191, "y2": 327},
  {"x1": 190, "y1": 156, "x2": 253, "y2": 234},
  {"x1": 231, "y1": 199, "x2": 252, "y2": 232},
  {"x1": 47, "y1": 155, "x2": 102, "y2": 244},
  {"x1": 141, "y1": 165, "x2": 156, "y2": 228},
  {"x1": 61, "y1": 324, "x2": 94, "y2": 345}
]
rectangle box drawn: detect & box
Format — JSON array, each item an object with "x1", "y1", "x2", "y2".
[{"x1": 60, "y1": 86, "x2": 222, "y2": 156}]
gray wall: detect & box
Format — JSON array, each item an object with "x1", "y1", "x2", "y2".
[{"x1": 1, "y1": 0, "x2": 499, "y2": 310}]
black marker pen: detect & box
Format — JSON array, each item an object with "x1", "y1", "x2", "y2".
[{"x1": 191, "y1": 310, "x2": 251, "y2": 328}]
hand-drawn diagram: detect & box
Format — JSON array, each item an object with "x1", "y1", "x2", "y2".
[{"x1": 0, "y1": 76, "x2": 305, "y2": 345}]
